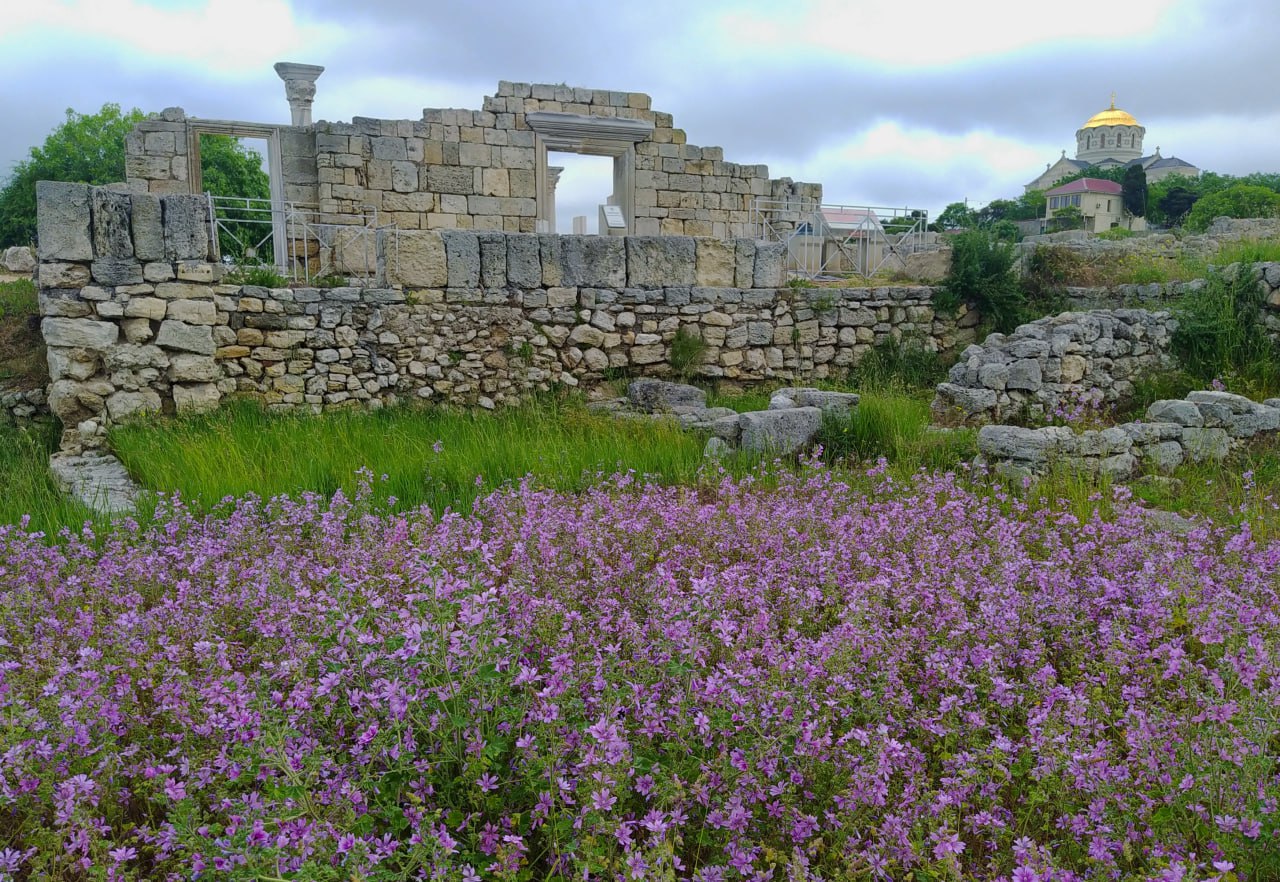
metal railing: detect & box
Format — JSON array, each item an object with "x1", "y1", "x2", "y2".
[
  {"x1": 205, "y1": 194, "x2": 396, "y2": 285},
  {"x1": 751, "y1": 198, "x2": 940, "y2": 280}
]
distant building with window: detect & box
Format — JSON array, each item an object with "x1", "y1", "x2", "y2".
[
  {"x1": 1044, "y1": 177, "x2": 1146, "y2": 232},
  {"x1": 1025, "y1": 98, "x2": 1199, "y2": 194}
]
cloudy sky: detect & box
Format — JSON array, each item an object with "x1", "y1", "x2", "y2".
[{"x1": 2, "y1": 0, "x2": 1278, "y2": 231}]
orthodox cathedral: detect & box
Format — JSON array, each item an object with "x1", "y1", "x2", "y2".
[{"x1": 1025, "y1": 97, "x2": 1199, "y2": 193}]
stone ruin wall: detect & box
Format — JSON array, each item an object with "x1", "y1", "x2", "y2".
[
  {"x1": 124, "y1": 81, "x2": 820, "y2": 239},
  {"x1": 34, "y1": 182, "x2": 978, "y2": 453}
]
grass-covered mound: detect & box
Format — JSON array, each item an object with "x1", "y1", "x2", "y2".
[{"x1": 0, "y1": 466, "x2": 1276, "y2": 880}]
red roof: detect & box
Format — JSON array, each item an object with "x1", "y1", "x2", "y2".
[{"x1": 1045, "y1": 177, "x2": 1123, "y2": 196}]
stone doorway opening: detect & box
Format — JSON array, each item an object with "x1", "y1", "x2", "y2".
[
  {"x1": 197, "y1": 133, "x2": 274, "y2": 263},
  {"x1": 547, "y1": 152, "x2": 614, "y2": 233},
  {"x1": 527, "y1": 111, "x2": 654, "y2": 236}
]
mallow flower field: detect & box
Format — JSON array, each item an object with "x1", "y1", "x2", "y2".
[{"x1": 0, "y1": 465, "x2": 1277, "y2": 881}]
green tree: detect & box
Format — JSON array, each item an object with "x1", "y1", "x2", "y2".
[
  {"x1": 935, "y1": 230, "x2": 1023, "y2": 333},
  {"x1": 1121, "y1": 164, "x2": 1147, "y2": 219},
  {"x1": 1050, "y1": 204, "x2": 1083, "y2": 231},
  {"x1": 0, "y1": 105, "x2": 272, "y2": 253},
  {"x1": 198, "y1": 134, "x2": 271, "y2": 260},
  {"x1": 937, "y1": 201, "x2": 976, "y2": 230},
  {"x1": 0, "y1": 104, "x2": 145, "y2": 247},
  {"x1": 1184, "y1": 184, "x2": 1280, "y2": 232},
  {"x1": 1156, "y1": 186, "x2": 1199, "y2": 226},
  {"x1": 1048, "y1": 165, "x2": 1127, "y2": 190}
]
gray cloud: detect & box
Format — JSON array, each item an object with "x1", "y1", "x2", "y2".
[{"x1": 3, "y1": 0, "x2": 1278, "y2": 222}]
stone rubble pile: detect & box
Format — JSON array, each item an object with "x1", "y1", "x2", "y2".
[
  {"x1": 976, "y1": 390, "x2": 1280, "y2": 480},
  {"x1": 590, "y1": 378, "x2": 858, "y2": 458},
  {"x1": 0, "y1": 387, "x2": 48, "y2": 427},
  {"x1": 932, "y1": 309, "x2": 1177, "y2": 427}
]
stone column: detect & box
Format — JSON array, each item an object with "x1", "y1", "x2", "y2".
[
  {"x1": 273, "y1": 62, "x2": 325, "y2": 126},
  {"x1": 546, "y1": 165, "x2": 563, "y2": 233}
]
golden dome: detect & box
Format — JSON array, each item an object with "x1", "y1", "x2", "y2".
[{"x1": 1081, "y1": 95, "x2": 1139, "y2": 129}]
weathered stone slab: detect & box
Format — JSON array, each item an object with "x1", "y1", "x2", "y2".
[
  {"x1": 1146, "y1": 399, "x2": 1203, "y2": 427},
  {"x1": 627, "y1": 378, "x2": 707, "y2": 414},
  {"x1": 36, "y1": 181, "x2": 93, "y2": 261},
  {"x1": 442, "y1": 230, "x2": 480, "y2": 288},
  {"x1": 92, "y1": 188, "x2": 133, "y2": 257},
  {"x1": 626, "y1": 237, "x2": 695, "y2": 288},
  {"x1": 506, "y1": 234, "x2": 541, "y2": 288},
  {"x1": 560, "y1": 236, "x2": 625, "y2": 288},
  {"x1": 752, "y1": 242, "x2": 785, "y2": 288},
  {"x1": 738, "y1": 406, "x2": 823, "y2": 456},
  {"x1": 477, "y1": 231, "x2": 507, "y2": 288},
  {"x1": 695, "y1": 237, "x2": 736, "y2": 287},
  {"x1": 105, "y1": 388, "x2": 162, "y2": 421},
  {"x1": 161, "y1": 194, "x2": 210, "y2": 260},
  {"x1": 155, "y1": 320, "x2": 215, "y2": 354},
  {"x1": 91, "y1": 258, "x2": 144, "y2": 287},
  {"x1": 131, "y1": 192, "x2": 165, "y2": 261},
  {"x1": 1181, "y1": 427, "x2": 1230, "y2": 463},
  {"x1": 173, "y1": 382, "x2": 221, "y2": 413},
  {"x1": 38, "y1": 263, "x2": 91, "y2": 288},
  {"x1": 166, "y1": 299, "x2": 217, "y2": 325},
  {"x1": 41, "y1": 317, "x2": 119, "y2": 350},
  {"x1": 48, "y1": 451, "x2": 140, "y2": 514}
]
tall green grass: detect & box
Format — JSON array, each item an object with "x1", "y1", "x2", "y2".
[
  {"x1": 0, "y1": 422, "x2": 97, "y2": 536},
  {"x1": 818, "y1": 391, "x2": 976, "y2": 472},
  {"x1": 109, "y1": 396, "x2": 719, "y2": 515}
]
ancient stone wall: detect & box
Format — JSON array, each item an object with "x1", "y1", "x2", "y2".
[
  {"x1": 976, "y1": 390, "x2": 1280, "y2": 480},
  {"x1": 932, "y1": 309, "x2": 1178, "y2": 426},
  {"x1": 125, "y1": 81, "x2": 820, "y2": 239},
  {"x1": 36, "y1": 184, "x2": 975, "y2": 453}
]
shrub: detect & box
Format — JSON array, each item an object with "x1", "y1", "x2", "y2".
[
  {"x1": 668, "y1": 326, "x2": 708, "y2": 379},
  {"x1": 1095, "y1": 227, "x2": 1136, "y2": 241},
  {"x1": 223, "y1": 260, "x2": 289, "y2": 288},
  {"x1": 934, "y1": 230, "x2": 1024, "y2": 333},
  {"x1": 1184, "y1": 183, "x2": 1280, "y2": 232},
  {"x1": 848, "y1": 334, "x2": 947, "y2": 392},
  {"x1": 1170, "y1": 262, "x2": 1280, "y2": 395},
  {"x1": 1019, "y1": 246, "x2": 1078, "y2": 317}
]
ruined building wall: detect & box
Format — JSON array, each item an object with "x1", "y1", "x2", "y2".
[
  {"x1": 36, "y1": 184, "x2": 973, "y2": 453},
  {"x1": 124, "y1": 81, "x2": 819, "y2": 238}
]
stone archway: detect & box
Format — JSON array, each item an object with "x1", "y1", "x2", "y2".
[{"x1": 525, "y1": 111, "x2": 654, "y2": 234}]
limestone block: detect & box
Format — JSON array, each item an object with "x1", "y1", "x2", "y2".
[
  {"x1": 2, "y1": 245, "x2": 35, "y2": 273},
  {"x1": 1006, "y1": 360, "x2": 1043, "y2": 392},
  {"x1": 130, "y1": 193, "x2": 164, "y2": 261},
  {"x1": 442, "y1": 231, "x2": 480, "y2": 288},
  {"x1": 104, "y1": 344, "x2": 168, "y2": 370},
  {"x1": 106, "y1": 388, "x2": 162, "y2": 421},
  {"x1": 123, "y1": 297, "x2": 168, "y2": 320},
  {"x1": 168, "y1": 354, "x2": 221, "y2": 382},
  {"x1": 46, "y1": 348, "x2": 97, "y2": 381},
  {"x1": 36, "y1": 181, "x2": 93, "y2": 261},
  {"x1": 752, "y1": 242, "x2": 785, "y2": 288},
  {"x1": 425, "y1": 165, "x2": 475, "y2": 194},
  {"x1": 790, "y1": 388, "x2": 859, "y2": 414},
  {"x1": 121, "y1": 318, "x2": 153, "y2": 343},
  {"x1": 1141, "y1": 441, "x2": 1185, "y2": 474},
  {"x1": 979, "y1": 362, "x2": 1009, "y2": 390},
  {"x1": 176, "y1": 261, "x2": 217, "y2": 282},
  {"x1": 1228, "y1": 405, "x2": 1280, "y2": 439},
  {"x1": 41, "y1": 317, "x2": 119, "y2": 350},
  {"x1": 390, "y1": 230, "x2": 448, "y2": 288},
  {"x1": 734, "y1": 239, "x2": 757, "y2": 289},
  {"x1": 1187, "y1": 390, "x2": 1255, "y2": 414},
  {"x1": 477, "y1": 231, "x2": 507, "y2": 288},
  {"x1": 92, "y1": 188, "x2": 134, "y2": 257},
  {"x1": 39, "y1": 263, "x2": 91, "y2": 288},
  {"x1": 626, "y1": 236, "x2": 696, "y2": 288},
  {"x1": 538, "y1": 235, "x2": 563, "y2": 286},
  {"x1": 738, "y1": 406, "x2": 823, "y2": 456},
  {"x1": 161, "y1": 195, "x2": 210, "y2": 260},
  {"x1": 627, "y1": 378, "x2": 707, "y2": 414},
  {"x1": 560, "y1": 236, "x2": 625, "y2": 288},
  {"x1": 1173, "y1": 425, "x2": 1231, "y2": 466},
  {"x1": 173, "y1": 383, "x2": 221, "y2": 413},
  {"x1": 155, "y1": 320, "x2": 215, "y2": 355},
  {"x1": 167, "y1": 299, "x2": 217, "y2": 325},
  {"x1": 1146, "y1": 399, "x2": 1203, "y2": 427},
  {"x1": 977, "y1": 425, "x2": 1073, "y2": 463},
  {"x1": 694, "y1": 237, "x2": 736, "y2": 287},
  {"x1": 569, "y1": 324, "x2": 606, "y2": 348},
  {"x1": 143, "y1": 261, "x2": 175, "y2": 283},
  {"x1": 506, "y1": 234, "x2": 541, "y2": 288},
  {"x1": 38, "y1": 290, "x2": 91, "y2": 318},
  {"x1": 91, "y1": 258, "x2": 144, "y2": 287},
  {"x1": 1098, "y1": 453, "x2": 1139, "y2": 481},
  {"x1": 630, "y1": 344, "x2": 666, "y2": 365}
]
